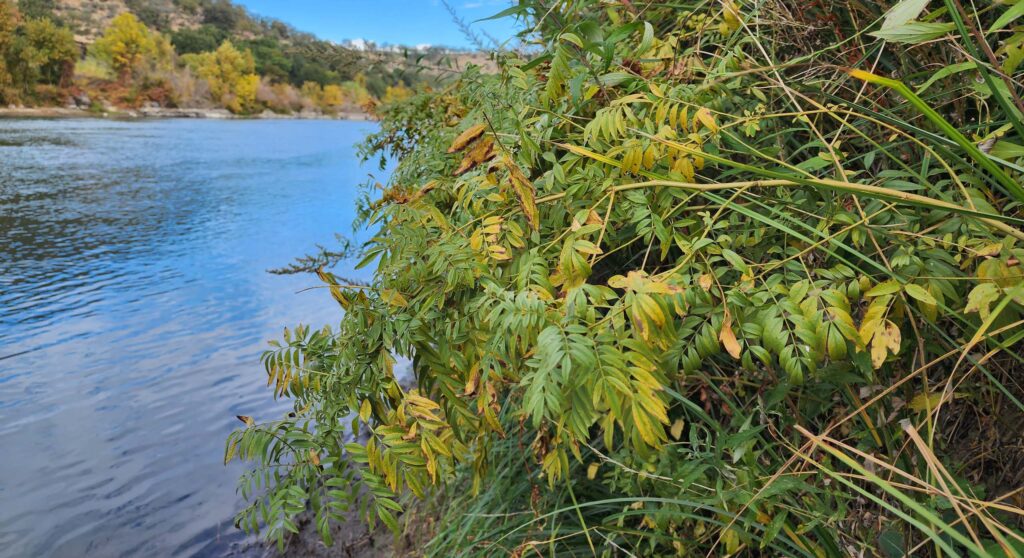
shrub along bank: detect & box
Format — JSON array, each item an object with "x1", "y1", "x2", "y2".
[{"x1": 228, "y1": 1, "x2": 1024, "y2": 556}]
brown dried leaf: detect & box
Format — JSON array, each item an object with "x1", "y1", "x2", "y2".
[
  {"x1": 454, "y1": 136, "x2": 495, "y2": 175},
  {"x1": 448, "y1": 123, "x2": 487, "y2": 153},
  {"x1": 504, "y1": 156, "x2": 539, "y2": 230}
]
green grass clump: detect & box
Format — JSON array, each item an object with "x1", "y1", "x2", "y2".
[{"x1": 227, "y1": 1, "x2": 1024, "y2": 555}]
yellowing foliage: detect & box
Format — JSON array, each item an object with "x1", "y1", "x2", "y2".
[
  {"x1": 382, "y1": 84, "x2": 413, "y2": 104},
  {"x1": 228, "y1": 0, "x2": 1024, "y2": 555},
  {"x1": 91, "y1": 13, "x2": 171, "y2": 80},
  {"x1": 182, "y1": 41, "x2": 259, "y2": 114},
  {"x1": 320, "y1": 84, "x2": 343, "y2": 107}
]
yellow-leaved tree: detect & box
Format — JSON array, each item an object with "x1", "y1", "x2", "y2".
[
  {"x1": 182, "y1": 41, "x2": 259, "y2": 114},
  {"x1": 320, "y1": 84, "x2": 343, "y2": 109},
  {"x1": 299, "y1": 81, "x2": 321, "y2": 107},
  {"x1": 382, "y1": 84, "x2": 413, "y2": 105},
  {"x1": 91, "y1": 12, "x2": 171, "y2": 82}
]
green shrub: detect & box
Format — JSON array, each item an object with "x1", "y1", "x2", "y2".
[
  {"x1": 170, "y1": 25, "x2": 226, "y2": 56},
  {"x1": 228, "y1": 1, "x2": 1024, "y2": 556}
]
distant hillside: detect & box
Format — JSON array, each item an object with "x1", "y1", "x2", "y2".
[
  {"x1": 51, "y1": 0, "x2": 200, "y2": 43},
  {"x1": 2, "y1": 0, "x2": 497, "y2": 114},
  {"x1": 43, "y1": 0, "x2": 497, "y2": 80}
]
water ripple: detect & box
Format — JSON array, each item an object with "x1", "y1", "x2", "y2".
[{"x1": 0, "y1": 118, "x2": 383, "y2": 557}]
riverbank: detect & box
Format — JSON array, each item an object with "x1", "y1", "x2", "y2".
[{"x1": 0, "y1": 106, "x2": 373, "y2": 121}]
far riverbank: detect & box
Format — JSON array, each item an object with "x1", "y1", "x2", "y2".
[{"x1": 0, "y1": 106, "x2": 373, "y2": 121}]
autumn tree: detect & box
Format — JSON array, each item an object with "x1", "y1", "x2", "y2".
[
  {"x1": 182, "y1": 40, "x2": 258, "y2": 113},
  {"x1": 298, "y1": 80, "x2": 321, "y2": 106},
  {"x1": 320, "y1": 83, "x2": 343, "y2": 108},
  {"x1": 382, "y1": 84, "x2": 413, "y2": 105},
  {"x1": 91, "y1": 12, "x2": 170, "y2": 81}
]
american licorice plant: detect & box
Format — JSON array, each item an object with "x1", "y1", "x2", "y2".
[{"x1": 227, "y1": 1, "x2": 1024, "y2": 556}]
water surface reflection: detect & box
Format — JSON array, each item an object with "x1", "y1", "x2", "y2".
[{"x1": 0, "y1": 118, "x2": 380, "y2": 557}]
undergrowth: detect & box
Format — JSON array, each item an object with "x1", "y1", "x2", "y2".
[{"x1": 228, "y1": 1, "x2": 1024, "y2": 556}]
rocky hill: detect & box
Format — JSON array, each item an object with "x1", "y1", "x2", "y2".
[
  {"x1": 52, "y1": 0, "x2": 201, "y2": 42},
  {"x1": 43, "y1": 0, "x2": 497, "y2": 82}
]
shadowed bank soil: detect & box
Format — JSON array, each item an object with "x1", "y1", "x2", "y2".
[{"x1": 223, "y1": 507, "x2": 435, "y2": 558}]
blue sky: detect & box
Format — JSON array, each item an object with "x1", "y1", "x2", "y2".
[{"x1": 233, "y1": 0, "x2": 523, "y2": 49}]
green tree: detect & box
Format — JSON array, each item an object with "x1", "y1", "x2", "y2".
[
  {"x1": 170, "y1": 25, "x2": 224, "y2": 55},
  {"x1": 288, "y1": 53, "x2": 335, "y2": 87},
  {"x1": 91, "y1": 12, "x2": 169, "y2": 80},
  {"x1": 16, "y1": 0, "x2": 56, "y2": 21},
  {"x1": 19, "y1": 17, "x2": 76, "y2": 85},
  {"x1": 241, "y1": 37, "x2": 290, "y2": 83},
  {"x1": 125, "y1": 0, "x2": 167, "y2": 30},
  {"x1": 201, "y1": 0, "x2": 240, "y2": 31},
  {"x1": 0, "y1": 0, "x2": 20, "y2": 99}
]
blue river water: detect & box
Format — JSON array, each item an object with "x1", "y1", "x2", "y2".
[{"x1": 0, "y1": 118, "x2": 382, "y2": 557}]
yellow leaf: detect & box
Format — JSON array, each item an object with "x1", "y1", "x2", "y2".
[
  {"x1": 403, "y1": 422, "x2": 418, "y2": 441},
  {"x1": 359, "y1": 399, "x2": 372, "y2": 421},
  {"x1": 407, "y1": 393, "x2": 441, "y2": 410},
  {"x1": 698, "y1": 273, "x2": 713, "y2": 291},
  {"x1": 976, "y1": 243, "x2": 1002, "y2": 257},
  {"x1": 720, "y1": 0, "x2": 742, "y2": 34},
  {"x1": 309, "y1": 449, "x2": 320, "y2": 466},
  {"x1": 882, "y1": 320, "x2": 901, "y2": 354},
  {"x1": 505, "y1": 157, "x2": 540, "y2": 231},
  {"x1": 859, "y1": 316, "x2": 881, "y2": 346},
  {"x1": 447, "y1": 123, "x2": 486, "y2": 153},
  {"x1": 695, "y1": 107, "x2": 718, "y2": 133},
  {"x1": 870, "y1": 334, "x2": 888, "y2": 369},
  {"x1": 719, "y1": 314, "x2": 742, "y2": 359},
  {"x1": 464, "y1": 364, "x2": 480, "y2": 396},
  {"x1": 381, "y1": 288, "x2": 408, "y2": 307},
  {"x1": 587, "y1": 462, "x2": 600, "y2": 480},
  {"x1": 558, "y1": 142, "x2": 621, "y2": 167},
  {"x1": 909, "y1": 392, "x2": 944, "y2": 412},
  {"x1": 670, "y1": 418, "x2": 685, "y2": 440},
  {"x1": 637, "y1": 293, "x2": 665, "y2": 327},
  {"x1": 488, "y1": 244, "x2": 512, "y2": 261},
  {"x1": 631, "y1": 404, "x2": 663, "y2": 447}
]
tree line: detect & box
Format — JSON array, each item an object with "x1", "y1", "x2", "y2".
[{"x1": 0, "y1": 0, "x2": 416, "y2": 114}]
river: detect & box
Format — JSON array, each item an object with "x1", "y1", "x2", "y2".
[{"x1": 0, "y1": 118, "x2": 381, "y2": 557}]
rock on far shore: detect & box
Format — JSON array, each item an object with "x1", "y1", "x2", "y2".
[{"x1": 138, "y1": 107, "x2": 235, "y2": 119}]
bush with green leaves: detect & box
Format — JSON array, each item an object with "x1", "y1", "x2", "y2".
[{"x1": 228, "y1": 0, "x2": 1024, "y2": 555}]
